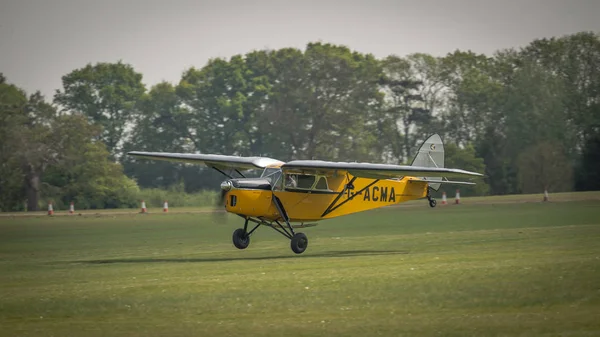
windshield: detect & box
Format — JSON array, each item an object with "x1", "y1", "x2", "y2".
[{"x1": 260, "y1": 168, "x2": 282, "y2": 185}]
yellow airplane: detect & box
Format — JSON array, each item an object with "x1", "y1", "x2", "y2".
[{"x1": 128, "y1": 134, "x2": 482, "y2": 254}]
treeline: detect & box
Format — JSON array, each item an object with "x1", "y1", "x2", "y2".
[{"x1": 1, "y1": 31, "x2": 599, "y2": 211}]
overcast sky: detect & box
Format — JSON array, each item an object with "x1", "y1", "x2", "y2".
[{"x1": 1, "y1": 0, "x2": 599, "y2": 99}]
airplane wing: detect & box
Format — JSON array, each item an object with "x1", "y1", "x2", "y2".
[
  {"x1": 127, "y1": 151, "x2": 285, "y2": 171},
  {"x1": 281, "y1": 160, "x2": 483, "y2": 180}
]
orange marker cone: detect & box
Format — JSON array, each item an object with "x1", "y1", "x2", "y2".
[
  {"x1": 163, "y1": 200, "x2": 168, "y2": 213},
  {"x1": 47, "y1": 202, "x2": 54, "y2": 216},
  {"x1": 69, "y1": 201, "x2": 75, "y2": 214},
  {"x1": 140, "y1": 200, "x2": 147, "y2": 213},
  {"x1": 543, "y1": 189, "x2": 549, "y2": 202},
  {"x1": 455, "y1": 189, "x2": 460, "y2": 204},
  {"x1": 441, "y1": 192, "x2": 447, "y2": 205}
]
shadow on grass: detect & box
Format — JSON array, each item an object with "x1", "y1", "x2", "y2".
[{"x1": 73, "y1": 249, "x2": 409, "y2": 265}]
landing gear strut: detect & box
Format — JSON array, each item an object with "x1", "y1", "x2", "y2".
[{"x1": 427, "y1": 188, "x2": 437, "y2": 208}]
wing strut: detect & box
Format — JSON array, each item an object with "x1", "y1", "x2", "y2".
[
  {"x1": 211, "y1": 166, "x2": 247, "y2": 179},
  {"x1": 212, "y1": 166, "x2": 233, "y2": 179}
]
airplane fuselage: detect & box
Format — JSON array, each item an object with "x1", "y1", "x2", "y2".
[{"x1": 223, "y1": 168, "x2": 428, "y2": 222}]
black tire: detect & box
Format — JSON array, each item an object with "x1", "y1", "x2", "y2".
[
  {"x1": 232, "y1": 228, "x2": 250, "y2": 249},
  {"x1": 429, "y1": 198, "x2": 437, "y2": 208},
  {"x1": 290, "y1": 232, "x2": 308, "y2": 254}
]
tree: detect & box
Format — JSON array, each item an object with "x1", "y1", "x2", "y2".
[
  {"x1": 54, "y1": 61, "x2": 146, "y2": 159},
  {"x1": 440, "y1": 143, "x2": 489, "y2": 196},
  {"x1": 439, "y1": 51, "x2": 499, "y2": 147},
  {"x1": 8, "y1": 91, "x2": 60, "y2": 211},
  {"x1": 380, "y1": 55, "x2": 429, "y2": 163},
  {"x1": 122, "y1": 82, "x2": 192, "y2": 189},
  {"x1": 0, "y1": 75, "x2": 28, "y2": 211},
  {"x1": 177, "y1": 56, "x2": 260, "y2": 156},
  {"x1": 575, "y1": 133, "x2": 600, "y2": 191},
  {"x1": 517, "y1": 142, "x2": 573, "y2": 193},
  {"x1": 1, "y1": 74, "x2": 140, "y2": 211},
  {"x1": 521, "y1": 32, "x2": 600, "y2": 149},
  {"x1": 406, "y1": 53, "x2": 448, "y2": 140},
  {"x1": 285, "y1": 43, "x2": 383, "y2": 162},
  {"x1": 42, "y1": 117, "x2": 140, "y2": 209},
  {"x1": 176, "y1": 43, "x2": 384, "y2": 164}
]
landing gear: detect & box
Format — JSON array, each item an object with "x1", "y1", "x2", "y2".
[
  {"x1": 290, "y1": 233, "x2": 308, "y2": 254},
  {"x1": 231, "y1": 196, "x2": 311, "y2": 254},
  {"x1": 232, "y1": 218, "x2": 260, "y2": 250},
  {"x1": 427, "y1": 188, "x2": 437, "y2": 208},
  {"x1": 231, "y1": 217, "x2": 311, "y2": 254},
  {"x1": 232, "y1": 228, "x2": 250, "y2": 249}
]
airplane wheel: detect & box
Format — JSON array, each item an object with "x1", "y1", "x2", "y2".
[
  {"x1": 232, "y1": 228, "x2": 250, "y2": 249},
  {"x1": 429, "y1": 199, "x2": 437, "y2": 208},
  {"x1": 290, "y1": 233, "x2": 308, "y2": 254}
]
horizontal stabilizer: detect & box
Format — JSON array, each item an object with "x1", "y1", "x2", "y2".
[{"x1": 412, "y1": 178, "x2": 476, "y2": 186}]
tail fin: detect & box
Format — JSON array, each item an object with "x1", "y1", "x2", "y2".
[{"x1": 411, "y1": 134, "x2": 444, "y2": 191}]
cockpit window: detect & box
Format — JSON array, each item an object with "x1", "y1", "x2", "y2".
[
  {"x1": 297, "y1": 175, "x2": 316, "y2": 189},
  {"x1": 315, "y1": 177, "x2": 329, "y2": 190},
  {"x1": 284, "y1": 174, "x2": 315, "y2": 189},
  {"x1": 260, "y1": 168, "x2": 283, "y2": 189},
  {"x1": 283, "y1": 174, "x2": 332, "y2": 191},
  {"x1": 260, "y1": 168, "x2": 280, "y2": 179}
]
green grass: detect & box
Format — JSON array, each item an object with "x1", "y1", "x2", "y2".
[{"x1": 1, "y1": 198, "x2": 600, "y2": 336}]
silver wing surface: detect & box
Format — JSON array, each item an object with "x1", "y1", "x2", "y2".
[
  {"x1": 281, "y1": 160, "x2": 483, "y2": 180},
  {"x1": 127, "y1": 151, "x2": 285, "y2": 171}
]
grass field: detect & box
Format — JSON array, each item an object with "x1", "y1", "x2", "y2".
[{"x1": 1, "y1": 195, "x2": 600, "y2": 336}]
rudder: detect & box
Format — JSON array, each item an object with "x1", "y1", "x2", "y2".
[{"x1": 411, "y1": 134, "x2": 444, "y2": 191}]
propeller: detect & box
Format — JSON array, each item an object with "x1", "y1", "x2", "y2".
[{"x1": 211, "y1": 182, "x2": 230, "y2": 223}]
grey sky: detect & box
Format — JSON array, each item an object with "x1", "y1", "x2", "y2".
[{"x1": 1, "y1": 0, "x2": 599, "y2": 99}]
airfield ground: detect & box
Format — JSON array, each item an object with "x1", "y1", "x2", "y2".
[{"x1": 1, "y1": 192, "x2": 599, "y2": 336}]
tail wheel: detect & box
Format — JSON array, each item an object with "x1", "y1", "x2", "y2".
[
  {"x1": 232, "y1": 228, "x2": 250, "y2": 249},
  {"x1": 290, "y1": 233, "x2": 308, "y2": 254}
]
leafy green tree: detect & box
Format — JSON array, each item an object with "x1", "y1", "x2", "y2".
[
  {"x1": 503, "y1": 60, "x2": 569, "y2": 155},
  {"x1": 434, "y1": 143, "x2": 489, "y2": 197},
  {"x1": 292, "y1": 43, "x2": 383, "y2": 162},
  {"x1": 176, "y1": 43, "x2": 383, "y2": 164},
  {"x1": 1, "y1": 74, "x2": 141, "y2": 210},
  {"x1": 177, "y1": 56, "x2": 261, "y2": 156},
  {"x1": 517, "y1": 142, "x2": 573, "y2": 193},
  {"x1": 519, "y1": 32, "x2": 600, "y2": 190},
  {"x1": 575, "y1": 133, "x2": 600, "y2": 191},
  {"x1": 439, "y1": 51, "x2": 499, "y2": 146},
  {"x1": 406, "y1": 53, "x2": 448, "y2": 139},
  {"x1": 475, "y1": 127, "x2": 517, "y2": 195},
  {"x1": 42, "y1": 116, "x2": 140, "y2": 209},
  {"x1": 521, "y1": 32, "x2": 600, "y2": 148},
  {"x1": 7, "y1": 90, "x2": 60, "y2": 211},
  {"x1": 380, "y1": 55, "x2": 429, "y2": 163},
  {"x1": 122, "y1": 82, "x2": 192, "y2": 189},
  {"x1": 0, "y1": 74, "x2": 27, "y2": 210},
  {"x1": 54, "y1": 61, "x2": 146, "y2": 159}
]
